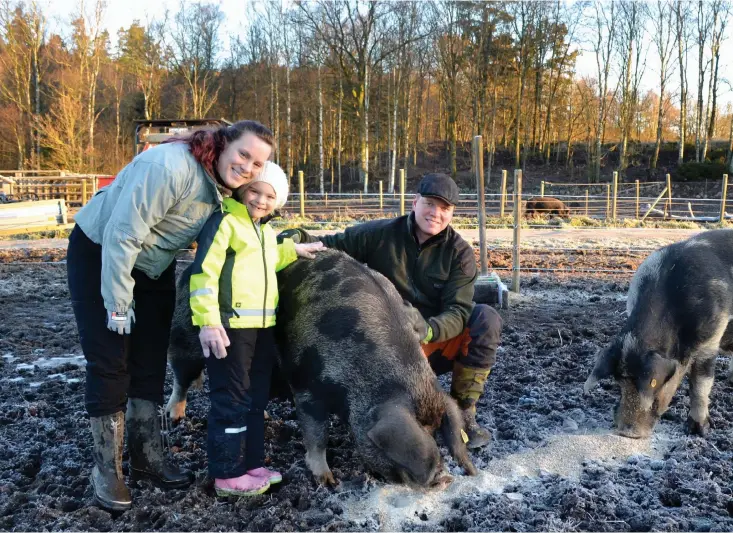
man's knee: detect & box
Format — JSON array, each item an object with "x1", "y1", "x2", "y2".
[{"x1": 468, "y1": 304, "x2": 502, "y2": 341}]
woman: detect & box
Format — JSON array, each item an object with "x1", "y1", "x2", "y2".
[{"x1": 67, "y1": 120, "x2": 274, "y2": 511}]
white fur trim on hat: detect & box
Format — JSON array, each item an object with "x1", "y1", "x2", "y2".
[{"x1": 249, "y1": 161, "x2": 289, "y2": 209}]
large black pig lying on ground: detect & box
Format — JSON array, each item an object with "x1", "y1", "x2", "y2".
[
  {"x1": 585, "y1": 229, "x2": 733, "y2": 438},
  {"x1": 166, "y1": 249, "x2": 477, "y2": 487}
]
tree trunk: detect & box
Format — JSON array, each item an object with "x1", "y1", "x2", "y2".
[
  {"x1": 338, "y1": 74, "x2": 343, "y2": 193},
  {"x1": 318, "y1": 63, "x2": 324, "y2": 194},
  {"x1": 286, "y1": 62, "x2": 292, "y2": 181}
]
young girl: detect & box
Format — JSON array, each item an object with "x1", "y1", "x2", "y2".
[{"x1": 189, "y1": 161, "x2": 324, "y2": 497}]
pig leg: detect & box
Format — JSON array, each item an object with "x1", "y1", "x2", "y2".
[
  {"x1": 165, "y1": 356, "x2": 205, "y2": 424},
  {"x1": 685, "y1": 357, "x2": 716, "y2": 436},
  {"x1": 728, "y1": 357, "x2": 733, "y2": 383},
  {"x1": 294, "y1": 392, "x2": 336, "y2": 486}
]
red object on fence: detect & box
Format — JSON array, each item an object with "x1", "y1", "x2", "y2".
[{"x1": 97, "y1": 175, "x2": 115, "y2": 188}]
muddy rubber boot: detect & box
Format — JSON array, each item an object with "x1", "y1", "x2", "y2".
[
  {"x1": 451, "y1": 362, "x2": 493, "y2": 449},
  {"x1": 90, "y1": 412, "x2": 132, "y2": 512},
  {"x1": 126, "y1": 398, "x2": 192, "y2": 489}
]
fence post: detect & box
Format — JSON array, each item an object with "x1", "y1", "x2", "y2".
[
  {"x1": 666, "y1": 173, "x2": 672, "y2": 218},
  {"x1": 473, "y1": 136, "x2": 487, "y2": 276},
  {"x1": 721, "y1": 174, "x2": 729, "y2": 223},
  {"x1": 298, "y1": 170, "x2": 305, "y2": 217},
  {"x1": 379, "y1": 181, "x2": 383, "y2": 211},
  {"x1": 325, "y1": 192, "x2": 328, "y2": 208},
  {"x1": 82, "y1": 179, "x2": 88, "y2": 206},
  {"x1": 399, "y1": 168, "x2": 406, "y2": 216},
  {"x1": 605, "y1": 183, "x2": 610, "y2": 220},
  {"x1": 511, "y1": 169, "x2": 522, "y2": 293},
  {"x1": 359, "y1": 191, "x2": 362, "y2": 204},
  {"x1": 612, "y1": 171, "x2": 618, "y2": 221},
  {"x1": 500, "y1": 169, "x2": 507, "y2": 218},
  {"x1": 635, "y1": 180, "x2": 640, "y2": 219},
  {"x1": 585, "y1": 190, "x2": 589, "y2": 216},
  {"x1": 540, "y1": 180, "x2": 545, "y2": 197}
]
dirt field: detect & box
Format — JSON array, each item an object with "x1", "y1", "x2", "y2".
[{"x1": 1, "y1": 232, "x2": 732, "y2": 531}]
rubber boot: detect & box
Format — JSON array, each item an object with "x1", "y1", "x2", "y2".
[
  {"x1": 451, "y1": 362, "x2": 493, "y2": 449},
  {"x1": 90, "y1": 412, "x2": 132, "y2": 511},
  {"x1": 126, "y1": 398, "x2": 192, "y2": 489}
]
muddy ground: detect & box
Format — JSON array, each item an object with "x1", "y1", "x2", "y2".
[{"x1": 0, "y1": 241, "x2": 732, "y2": 532}]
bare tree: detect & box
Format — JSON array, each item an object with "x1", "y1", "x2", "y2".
[
  {"x1": 674, "y1": 0, "x2": 691, "y2": 165},
  {"x1": 694, "y1": 0, "x2": 713, "y2": 162},
  {"x1": 702, "y1": 0, "x2": 728, "y2": 160},
  {"x1": 616, "y1": 1, "x2": 647, "y2": 173},
  {"x1": 650, "y1": 0, "x2": 676, "y2": 169},
  {"x1": 169, "y1": 2, "x2": 222, "y2": 118},
  {"x1": 590, "y1": 0, "x2": 616, "y2": 181}
]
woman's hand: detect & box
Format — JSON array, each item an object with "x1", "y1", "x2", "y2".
[
  {"x1": 294, "y1": 241, "x2": 326, "y2": 259},
  {"x1": 199, "y1": 325, "x2": 230, "y2": 359}
]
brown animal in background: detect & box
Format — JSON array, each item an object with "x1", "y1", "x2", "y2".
[{"x1": 524, "y1": 197, "x2": 570, "y2": 218}]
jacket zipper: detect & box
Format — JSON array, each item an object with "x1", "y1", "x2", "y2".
[{"x1": 252, "y1": 218, "x2": 268, "y2": 328}]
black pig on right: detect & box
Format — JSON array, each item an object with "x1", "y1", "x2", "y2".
[
  {"x1": 274, "y1": 249, "x2": 477, "y2": 486},
  {"x1": 585, "y1": 229, "x2": 733, "y2": 438}
]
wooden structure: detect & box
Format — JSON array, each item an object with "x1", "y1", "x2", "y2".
[
  {"x1": 0, "y1": 199, "x2": 70, "y2": 236},
  {"x1": 0, "y1": 171, "x2": 99, "y2": 206}
]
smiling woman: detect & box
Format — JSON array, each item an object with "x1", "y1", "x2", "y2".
[{"x1": 66, "y1": 119, "x2": 274, "y2": 512}]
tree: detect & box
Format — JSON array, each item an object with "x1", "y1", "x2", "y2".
[
  {"x1": 590, "y1": 0, "x2": 616, "y2": 181},
  {"x1": 650, "y1": 0, "x2": 676, "y2": 169},
  {"x1": 0, "y1": 1, "x2": 46, "y2": 168},
  {"x1": 118, "y1": 19, "x2": 168, "y2": 120},
  {"x1": 168, "y1": 2, "x2": 222, "y2": 118}
]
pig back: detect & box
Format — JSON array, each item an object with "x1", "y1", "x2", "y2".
[{"x1": 274, "y1": 250, "x2": 437, "y2": 412}]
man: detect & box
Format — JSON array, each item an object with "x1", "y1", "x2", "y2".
[{"x1": 281, "y1": 173, "x2": 502, "y2": 448}]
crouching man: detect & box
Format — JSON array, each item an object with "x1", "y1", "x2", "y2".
[{"x1": 282, "y1": 173, "x2": 502, "y2": 448}]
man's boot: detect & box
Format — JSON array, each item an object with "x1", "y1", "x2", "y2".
[
  {"x1": 451, "y1": 362, "x2": 492, "y2": 449},
  {"x1": 90, "y1": 412, "x2": 132, "y2": 511},
  {"x1": 126, "y1": 398, "x2": 192, "y2": 489}
]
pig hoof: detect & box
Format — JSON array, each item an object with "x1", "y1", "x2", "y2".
[
  {"x1": 166, "y1": 401, "x2": 187, "y2": 424},
  {"x1": 430, "y1": 474, "x2": 453, "y2": 490},
  {"x1": 316, "y1": 471, "x2": 337, "y2": 487},
  {"x1": 684, "y1": 416, "x2": 710, "y2": 436}
]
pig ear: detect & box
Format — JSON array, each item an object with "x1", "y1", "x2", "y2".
[
  {"x1": 643, "y1": 351, "x2": 678, "y2": 390},
  {"x1": 439, "y1": 396, "x2": 478, "y2": 475},
  {"x1": 367, "y1": 404, "x2": 438, "y2": 486},
  {"x1": 584, "y1": 341, "x2": 622, "y2": 394}
]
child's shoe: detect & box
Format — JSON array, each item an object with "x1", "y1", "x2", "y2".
[
  {"x1": 214, "y1": 474, "x2": 270, "y2": 497},
  {"x1": 247, "y1": 467, "x2": 282, "y2": 484}
]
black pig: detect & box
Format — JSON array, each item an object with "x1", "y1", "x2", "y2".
[
  {"x1": 166, "y1": 251, "x2": 477, "y2": 487},
  {"x1": 585, "y1": 229, "x2": 733, "y2": 438}
]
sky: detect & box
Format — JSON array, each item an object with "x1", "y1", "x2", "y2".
[{"x1": 41, "y1": 0, "x2": 733, "y2": 108}]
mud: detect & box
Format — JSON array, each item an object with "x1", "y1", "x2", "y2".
[{"x1": 1, "y1": 246, "x2": 732, "y2": 531}]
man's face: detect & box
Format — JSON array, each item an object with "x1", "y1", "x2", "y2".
[{"x1": 412, "y1": 194, "x2": 454, "y2": 237}]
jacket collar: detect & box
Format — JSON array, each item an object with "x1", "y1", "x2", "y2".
[
  {"x1": 222, "y1": 197, "x2": 278, "y2": 225},
  {"x1": 406, "y1": 212, "x2": 450, "y2": 249}
]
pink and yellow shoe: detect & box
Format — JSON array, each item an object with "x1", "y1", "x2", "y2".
[
  {"x1": 214, "y1": 473, "x2": 270, "y2": 497},
  {"x1": 247, "y1": 467, "x2": 282, "y2": 485}
]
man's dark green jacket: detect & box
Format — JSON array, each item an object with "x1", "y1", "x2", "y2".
[{"x1": 296, "y1": 214, "x2": 477, "y2": 342}]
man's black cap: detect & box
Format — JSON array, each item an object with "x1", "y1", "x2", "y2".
[{"x1": 417, "y1": 173, "x2": 459, "y2": 206}]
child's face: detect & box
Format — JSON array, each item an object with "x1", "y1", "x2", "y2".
[{"x1": 244, "y1": 181, "x2": 277, "y2": 220}]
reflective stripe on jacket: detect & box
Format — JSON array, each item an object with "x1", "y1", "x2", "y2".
[{"x1": 190, "y1": 197, "x2": 297, "y2": 329}]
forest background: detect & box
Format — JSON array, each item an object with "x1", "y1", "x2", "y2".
[{"x1": 2, "y1": 0, "x2": 733, "y2": 193}]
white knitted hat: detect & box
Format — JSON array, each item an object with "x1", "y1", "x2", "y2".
[{"x1": 248, "y1": 161, "x2": 289, "y2": 209}]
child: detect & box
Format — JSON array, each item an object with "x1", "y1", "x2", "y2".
[{"x1": 189, "y1": 161, "x2": 324, "y2": 497}]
